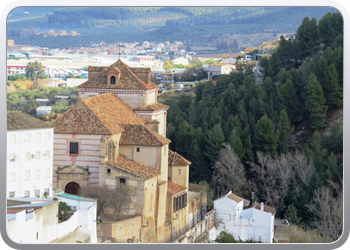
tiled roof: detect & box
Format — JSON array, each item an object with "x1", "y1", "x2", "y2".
[
  {"x1": 54, "y1": 93, "x2": 145, "y2": 135},
  {"x1": 168, "y1": 181, "x2": 186, "y2": 195},
  {"x1": 253, "y1": 202, "x2": 276, "y2": 215},
  {"x1": 78, "y1": 60, "x2": 158, "y2": 90},
  {"x1": 7, "y1": 111, "x2": 53, "y2": 131},
  {"x1": 227, "y1": 193, "x2": 245, "y2": 203},
  {"x1": 120, "y1": 124, "x2": 171, "y2": 146},
  {"x1": 134, "y1": 102, "x2": 169, "y2": 111},
  {"x1": 53, "y1": 108, "x2": 115, "y2": 134},
  {"x1": 106, "y1": 156, "x2": 160, "y2": 179},
  {"x1": 214, "y1": 191, "x2": 249, "y2": 206},
  {"x1": 82, "y1": 92, "x2": 145, "y2": 127},
  {"x1": 168, "y1": 150, "x2": 191, "y2": 166}
]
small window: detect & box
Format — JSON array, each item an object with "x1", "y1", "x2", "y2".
[
  {"x1": 45, "y1": 132, "x2": 50, "y2": 141},
  {"x1": 110, "y1": 76, "x2": 116, "y2": 84},
  {"x1": 36, "y1": 151, "x2": 41, "y2": 160},
  {"x1": 25, "y1": 152, "x2": 31, "y2": 161},
  {"x1": 178, "y1": 169, "x2": 181, "y2": 175},
  {"x1": 136, "y1": 147, "x2": 140, "y2": 152},
  {"x1": 25, "y1": 170, "x2": 30, "y2": 181},
  {"x1": 107, "y1": 168, "x2": 111, "y2": 174},
  {"x1": 26, "y1": 133, "x2": 31, "y2": 142},
  {"x1": 9, "y1": 134, "x2": 16, "y2": 144},
  {"x1": 35, "y1": 169, "x2": 40, "y2": 179},
  {"x1": 35, "y1": 189, "x2": 40, "y2": 197},
  {"x1": 69, "y1": 141, "x2": 79, "y2": 154},
  {"x1": 24, "y1": 190, "x2": 30, "y2": 198},
  {"x1": 44, "y1": 188, "x2": 49, "y2": 197},
  {"x1": 120, "y1": 178, "x2": 126, "y2": 185},
  {"x1": 9, "y1": 154, "x2": 16, "y2": 162},
  {"x1": 44, "y1": 168, "x2": 50, "y2": 178},
  {"x1": 36, "y1": 132, "x2": 41, "y2": 142},
  {"x1": 9, "y1": 191, "x2": 15, "y2": 198},
  {"x1": 44, "y1": 151, "x2": 50, "y2": 160}
]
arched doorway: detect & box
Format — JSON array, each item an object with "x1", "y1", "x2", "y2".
[{"x1": 65, "y1": 182, "x2": 81, "y2": 195}]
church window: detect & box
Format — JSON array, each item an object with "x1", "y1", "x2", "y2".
[
  {"x1": 69, "y1": 141, "x2": 79, "y2": 155},
  {"x1": 136, "y1": 147, "x2": 140, "y2": 152},
  {"x1": 107, "y1": 168, "x2": 111, "y2": 174},
  {"x1": 111, "y1": 76, "x2": 116, "y2": 84}
]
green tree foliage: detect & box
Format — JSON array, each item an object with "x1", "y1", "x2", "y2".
[
  {"x1": 284, "y1": 203, "x2": 301, "y2": 225},
  {"x1": 215, "y1": 231, "x2": 261, "y2": 243},
  {"x1": 58, "y1": 201, "x2": 71, "y2": 222},
  {"x1": 318, "y1": 12, "x2": 343, "y2": 48},
  {"x1": 277, "y1": 79, "x2": 303, "y2": 123},
  {"x1": 324, "y1": 63, "x2": 342, "y2": 107},
  {"x1": 325, "y1": 125, "x2": 343, "y2": 153},
  {"x1": 163, "y1": 59, "x2": 172, "y2": 71},
  {"x1": 253, "y1": 115, "x2": 280, "y2": 157},
  {"x1": 25, "y1": 61, "x2": 45, "y2": 82},
  {"x1": 295, "y1": 17, "x2": 319, "y2": 59},
  {"x1": 278, "y1": 109, "x2": 295, "y2": 154},
  {"x1": 305, "y1": 73, "x2": 328, "y2": 129}
]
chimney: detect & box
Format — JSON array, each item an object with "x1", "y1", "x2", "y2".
[{"x1": 261, "y1": 202, "x2": 264, "y2": 211}]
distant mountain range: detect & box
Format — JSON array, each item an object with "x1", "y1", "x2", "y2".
[{"x1": 7, "y1": 7, "x2": 337, "y2": 49}]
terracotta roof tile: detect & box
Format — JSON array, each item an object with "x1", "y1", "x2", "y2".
[
  {"x1": 82, "y1": 92, "x2": 145, "y2": 126},
  {"x1": 214, "y1": 191, "x2": 249, "y2": 206},
  {"x1": 168, "y1": 181, "x2": 186, "y2": 195},
  {"x1": 106, "y1": 156, "x2": 160, "y2": 179},
  {"x1": 53, "y1": 109, "x2": 114, "y2": 134},
  {"x1": 54, "y1": 93, "x2": 145, "y2": 135},
  {"x1": 7, "y1": 111, "x2": 53, "y2": 131},
  {"x1": 78, "y1": 60, "x2": 158, "y2": 90},
  {"x1": 120, "y1": 124, "x2": 171, "y2": 146},
  {"x1": 253, "y1": 202, "x2": 276, "y2": 215},
  {"x1": 134, "y1": 102, "x2": 169, "y2": 111},
  {"x1": 168, "y1": 150, "x2": 191, "y2": 166}
]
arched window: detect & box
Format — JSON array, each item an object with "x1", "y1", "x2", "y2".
[{"x1": 110, "y1": 76, "x2": 116, "y2": 84}]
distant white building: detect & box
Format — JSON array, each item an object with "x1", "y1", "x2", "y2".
[
  {"x1": 7, "y1": 111, "x2": 54, "y2": 199},
  {"x1": 214, "y1": 191, "x2": 275, "y2": 243},
  {"x1": 173, "y1": 57, "x2": 189, "y2": 66},
  {"x1": 207, "y1": 63, "x2": 233, "y2": 80},
  {"x1": 36, "y1": 106, "x2": 52, "y2": 116}
]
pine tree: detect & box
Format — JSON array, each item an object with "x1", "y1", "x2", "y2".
[
  {"x1": 204, "y1": 123, "x2": 225, "y2": 166},
  {"x1": 253, "y1": 114, "x2": 280, "y2": 158},
  {"x1": 278, "y1": 109, "x2": 295, "y2": 154},
  {"x1": 305, "y1": 73, "x2": 328, "y2": 129},
  {"x1": 277, "y1": 79, "x2": 302, "y2": 123},
  {"x1": 229, "y1": 129, "x2": 246, "y2": 160},
  {"x1": 324, "y1": 63, "x2": 342, "y2": 107}
]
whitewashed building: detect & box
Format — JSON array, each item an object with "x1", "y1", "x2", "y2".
[
  {"x1": 7, "y1": 111, "x2": 54, "y2": 198},
  {"x1": 7, "y1": 195, "x2": 97, "y2": 243},
  {"x1": 214, "y1": 191, "x2": 275, "y2": 243}
]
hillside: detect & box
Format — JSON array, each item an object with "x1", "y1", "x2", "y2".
[{"x1": 7, "y1": 7, "x2": 337, "y2": 49}]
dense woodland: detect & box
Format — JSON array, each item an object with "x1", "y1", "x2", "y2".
[{"x1": 161, "y1": 12, "x2": 343, "y2": 242}]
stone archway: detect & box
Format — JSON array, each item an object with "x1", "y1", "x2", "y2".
[{"x1": 65, "y1": 182, "x2": 81, "y2": 195}]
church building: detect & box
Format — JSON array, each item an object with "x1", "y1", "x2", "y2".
[{"x1": 52, "y1": 60, "x2": 193, "y2": 242}]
